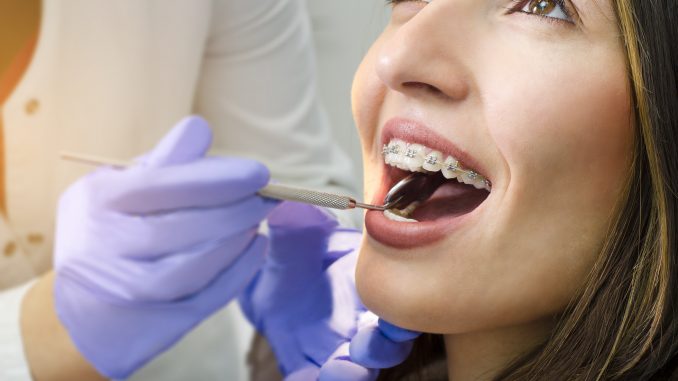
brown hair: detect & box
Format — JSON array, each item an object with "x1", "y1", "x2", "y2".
[{"x1": 380, "y1": 1, "x2": 678, "y2": 379}]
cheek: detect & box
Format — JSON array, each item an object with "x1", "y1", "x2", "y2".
[
  {"x1": 481, "y1": 41, "x2": 633, "y2": 257},
  {"x1": 476, "y1": 46, "x2": 633, "y2": 315},
  {"x1": 352, "y1": 35, "x2": 391, "y2": 200},
  {"x1": 485, "y1": 49, "x2": 633, "y2": 198},
  {"x1": 351, "y1": 38, "x2": 387, "y2": 157}
]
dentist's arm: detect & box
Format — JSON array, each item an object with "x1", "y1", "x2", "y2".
[{"x1": 21, "y1": 274, "x2": 105, "y2": 381}]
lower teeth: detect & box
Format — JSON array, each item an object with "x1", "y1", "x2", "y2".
[
  {"x1": 384, "y1": 209, "x2": 418, "y2": 223},
  {"x1": 383, "y1": 201, "x2": 420, "y2": 223}
]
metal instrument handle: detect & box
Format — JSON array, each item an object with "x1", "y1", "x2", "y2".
[
  {"x1": 59, "y1": 151, "x2": 387, "y2": 211},
  {"x1": 258, "y1": 183, "x2": 356, "y2": 210}
]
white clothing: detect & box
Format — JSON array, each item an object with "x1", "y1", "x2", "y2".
[{"x1": 0, "y1": 0, "x2": 358, "y2": 379}]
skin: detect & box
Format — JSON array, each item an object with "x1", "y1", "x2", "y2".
[
  {"x1": 353, "y1": 0, "x2": 632, "y2": 379},
  {"x1": 21, "y1": 273, "x2": 105, "y2": 381},
  {"x1": 5, "y1": 8, "x2": 105, "y2": 379}
]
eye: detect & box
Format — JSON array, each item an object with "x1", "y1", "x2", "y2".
[{"x1": 518, "y1": 0, "x2": 573, "y2": 23}]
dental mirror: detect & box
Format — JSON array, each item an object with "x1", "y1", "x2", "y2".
[{"x1": 382, "y1": 172, "x2": 447, "y2": 210}]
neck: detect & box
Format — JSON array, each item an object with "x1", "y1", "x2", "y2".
[{"x1": 444, "y1": 319, "x2": 554, "y2": 381}]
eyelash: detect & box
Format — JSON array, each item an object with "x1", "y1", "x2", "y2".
[
  {"x1": 386, "y1": 0, "x2": 576, "y2": 26},
  {"x1": 507, "y1": 0, "x2": 575, "y2": 25}
]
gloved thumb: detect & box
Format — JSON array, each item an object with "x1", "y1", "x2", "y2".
[
  {"x1": 349, "y1": 319, "x2": 420, "y2": 369},
  {"x1": 266, "y1": 202, "x2": 339, "y2": 271},
  {"x1": 143, "y1": 115, "x2": 212, "y2": 168}
]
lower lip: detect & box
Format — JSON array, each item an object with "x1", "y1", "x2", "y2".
[{"x1": 364, "y1": 202, "x2": 475, "y2": 249}]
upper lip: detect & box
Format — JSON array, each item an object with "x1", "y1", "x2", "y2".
[{"x1": 380, "y1": 117, "x2": 490, "y2": 181}]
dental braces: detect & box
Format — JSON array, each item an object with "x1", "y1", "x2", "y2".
[
  {"x1": 382, "y1": 141, "x2": 491, "y2": 190},
  {"x1": 405, "y1": 148, "x2": 418, "y2": 159}
]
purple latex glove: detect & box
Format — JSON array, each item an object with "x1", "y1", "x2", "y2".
[
  {"x1": 316, "y1": 318, "x2": 421, "y2": 381},
  {"x1": 53, "y1": 116, "x2": 278, "y2": 379},
  {"x1": 239, "y1": 202, "x2": 420, "y2": 381}
]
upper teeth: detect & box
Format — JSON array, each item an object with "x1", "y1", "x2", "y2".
[{"x1": 383, "y1": 139, "x2": 491, "y2": 191}]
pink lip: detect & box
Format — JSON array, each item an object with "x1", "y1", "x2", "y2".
[
  {"x1": 364, "y1": 117, "x2": 488, "y2": 249},
  {"x1": 365, "y1": 208, "x2": 473, "y2": 249}
]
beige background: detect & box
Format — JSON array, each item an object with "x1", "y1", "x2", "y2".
[{"x1": 306, "y1": 0, "x2": 390, "y2": 199}]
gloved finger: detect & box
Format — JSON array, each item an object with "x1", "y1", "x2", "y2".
[
  {"x1": 128, "y1": 229, "x2": 264, "y2": 301},
  {"x1": 71, "y1": 235, "x2": 271, "y2": 370},
  {"x1": 325, "y1": 250, "x2": 362, "y2": 312},
  {"x1": 319, "y1": 342, "x2": 378, "y2": 381},
  {"x1": 109, "y1": 195, "x2": 277, "y2": 258},
  {"x1": 95, "y1": 156, "x2": 270, "y2": 213},
  {"x1": 142, "y1": 115, "x2": 212, "y2": 168},
  {"x1": 294, "y1": 251, "x2": 364, "y2": 365},
  {"x1": 266, "y1": 202, "x2": 338, "y2": 270},
  {"x1": 185, "y1": 234, "x2": 269, "y2": 314},
  {"x1": 349, "y1": 324, "x2": 415, "y2": 369},
  {"x1": 285, "y1": 365, "x2": 320, "y2": 381},
  {"x1": 243, "y1": 204, "x2": 339, "y2": 314},
  {"x1": 64, "y1": 229, "x2": 260, "y2": 302},
  {"x1": 53, "y1": 232, "x2": 267, "y2": 361},
  {"x1": 319, "y1": 360, "x2": 377, "y2": 381},
  {"x1": 378, "y1": 319, "x2": 421, "y2": 342},
  {"x1": 324, "y1": 229, "x2": 362, "y2": 267}
]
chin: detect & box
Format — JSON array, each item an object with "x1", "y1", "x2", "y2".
[
  {"x1": 355, "y1": 237, "x2": 578, "y2": 335},
  {"x1": 355, "y1": 239, "x2": 473, "y2": 334}
]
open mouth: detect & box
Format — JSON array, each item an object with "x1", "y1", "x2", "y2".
[
  {"x1": 364, "y1": 118, "x2": 492, "y2": 249},
  {"x1": 381, "y1": 139, "x2": 490, "y2": 223}
]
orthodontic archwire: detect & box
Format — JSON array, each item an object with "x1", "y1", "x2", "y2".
[{"x1": 382, "y1": 142, "x2": 491, "y2": 189}]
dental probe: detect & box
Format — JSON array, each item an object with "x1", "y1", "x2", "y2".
[{"x1": 59, "y1": 151, "x2": 392, "y2": 212}]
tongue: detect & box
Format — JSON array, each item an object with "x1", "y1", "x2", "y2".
[{"x1": 410, "y1": 180, "x2": 488, "y2": 222}]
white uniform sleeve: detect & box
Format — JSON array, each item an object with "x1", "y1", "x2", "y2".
[
  {"x1": 193, "y1": 0, "x2": 360, "y2": 227},
  {"x1": 0, "y1": 281, "x2": 36, "y2": 381}
]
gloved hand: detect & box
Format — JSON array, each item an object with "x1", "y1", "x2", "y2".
[
  {"x1": 238, "y1": 202, "x2": 420, "y2": 381},
  {"x1": 53, "y1": 116, "x2": 278, "y2": 379},
  {"x1": 318, "y1": 317, "x2": 421, "y2": 381}
]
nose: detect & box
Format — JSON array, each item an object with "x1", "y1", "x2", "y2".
[{"x1": 376, "y1": 3, "x2": 472, "y2": 102}]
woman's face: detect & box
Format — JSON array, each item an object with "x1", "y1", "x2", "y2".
[{"x1": 354, "y1": 0, "x2": 632, "y2": 333}]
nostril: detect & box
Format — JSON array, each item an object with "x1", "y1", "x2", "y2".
[{"x1": 402, "y1": 81, "x2": 447, "y2": 99}]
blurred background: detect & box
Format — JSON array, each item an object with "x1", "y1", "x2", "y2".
[{"x1": 305, "y1": 0, "x2": 389, "y2": 198}]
